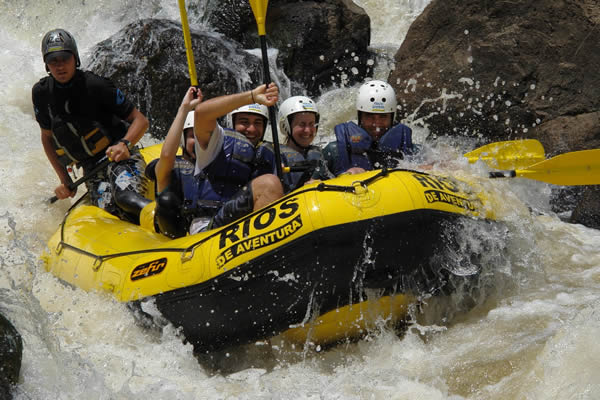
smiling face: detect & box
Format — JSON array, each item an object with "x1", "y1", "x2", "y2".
[
  {"x1": 233, "y1": 112, "x2": 266, "y2": 146},
  {"x1": 46, "y1": 52, "x2": 76, "y2": 84},
  {"x1": 288, "y1": 112, "x2": 317, "y2": 151},
  {"x1": 359, "y1": 112, "x2": 393, "y2": 140}
]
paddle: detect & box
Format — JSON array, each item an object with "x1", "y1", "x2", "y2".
[
  {"x1": 48, "y1": 156, "x2": 110, "y2": 204},
  {"x1": 464, "y1": 139, "x2": 545, "y2": 170},
  {"x1": 489, "y1": 148, "x2": 600, "y2": 186},
  {"x1": 249, "y1": 0, "x2": 284, "y2": 180},
  {"x1": 178, "y1": 0, "x2": 198, "y2": 87}
]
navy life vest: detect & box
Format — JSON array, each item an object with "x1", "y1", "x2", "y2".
[
  {"x1": 280, "y1": 144, "x2": 325, "y2": 191},
  {"x1": 333, "y1": 121, "x2": 413, "y2": 174},
  {"x1": 47, "y1": 74, "x2": 126, "y2": 168},
  {"x1": 253, "y1": 141, "x2": 278, "y2": 178},
  {"x1": 180, "y1": 129, "x2": 255, "y2": 218}
]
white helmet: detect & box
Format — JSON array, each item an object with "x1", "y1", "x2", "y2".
[
  {"x1": 278, "y1": 96, "x2": 319, "y2": 137},
  {"x1": 356, "y1": 80, "x2": 397, "y2": 115},
  {"x1": 183, "y1": 110, "x2": 194, "y2": 131},
  {"x1": 229, "y1": 103, "x2": 269, "y2": 125},
  {"x1": 181, "y1": 111, "x2": 195, "y2": 157}
]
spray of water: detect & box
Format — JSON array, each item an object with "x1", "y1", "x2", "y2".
[{"x1": 2, "y1": 0, "x2": 600, "y2": 398}]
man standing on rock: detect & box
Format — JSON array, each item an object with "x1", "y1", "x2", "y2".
[{"x1": 32, "y1": 29, "x2": 150, "y2": 223}]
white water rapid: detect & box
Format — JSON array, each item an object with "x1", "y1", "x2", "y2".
[{"x1": 1, "y1": 0, "x2": 600, "y2": 399}]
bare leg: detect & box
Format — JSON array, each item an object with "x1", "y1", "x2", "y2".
[
  {"x1": 210, "y1": 174, "x2": 284, "y2": 229},
  {"x1": 251, "y1": 174, "x2": 284, "y2": 210}
]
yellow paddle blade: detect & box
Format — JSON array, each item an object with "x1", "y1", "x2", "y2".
[
  {"x1": 139, "y1": 143, "x2": 181, "y2": 164},
  {"x1": 249, "y1": 0, "x2": 269, "y2": 35},
  {"x1": 465, "y1": 139, "x2": 545, "y2": 170},
  {"x1": 514, "y1": 149, "x2": 600, "y2": 186}
]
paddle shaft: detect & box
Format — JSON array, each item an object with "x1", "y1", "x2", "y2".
[
  {"x1": 178, "y1": 0, "x2": 198, "y2": 87},
  {"x1": 259, "y1": 35, "x2": 284, "y2": 179},
  {"x1": 48, "y1": 157, "x2": 110, "y2": 204}
]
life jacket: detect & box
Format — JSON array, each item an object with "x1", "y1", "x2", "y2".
[
  {"x1": 182, "y1": 129, "x2": 255, "y2": 219},
  {"x1": 332, "y1": 121, "x2": 413, "y2": 175},
  {"x1": 47, "y1": 73, "x2": 126, "y2": 167},
  {"x1": 280, "y1": 144, "x2": 324, "y2": 191},
  {"x1": 253, "y1": 141, "x2": 278, "y2": 178}
]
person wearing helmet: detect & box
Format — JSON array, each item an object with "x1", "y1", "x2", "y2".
[
  {"x1": 180, "y1": 108, "x2": 198, "y2": 163},
  {"x1": 145, "y1": 83, "x2": 282, "y2": 238},
  {"x1": 277, "y1": 95, "x2": 334, "y2": 192},
  {"x1": 323, "y1": 80, "x2": 414, "y2": 176},
  {"x1": 142, "y1": 87, "x2": 204, "y2": 237},
  {"x1": 228, "y1": 102, "x2": 279, "y2": 178},
  {"x1": 32, "y1": 29, "x2": 151, "y2": 223},
  {"x1": 229, "y1": 103, "x2": 269, "y2": 147},
  {"x1": 188, "y1": 82, "x2": 283, "y2": 233}
]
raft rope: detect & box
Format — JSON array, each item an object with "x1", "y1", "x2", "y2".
[{"x1": 55, "y1": 167, "x2": 419, "y2": 268}]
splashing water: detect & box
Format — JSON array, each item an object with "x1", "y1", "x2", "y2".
[{"x1": 2, "y1": 0, "x2": 600, "y2": 399}]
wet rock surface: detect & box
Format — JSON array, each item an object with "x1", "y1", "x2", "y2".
[
  {"x1": 88, "y1": 18, "x2": 262, "y2": 138},
  {"x1": 202, "y1": 0, "x2": 373, "y2": 96},
  {"x1": 0, "y1": 312, "x2": 22, "y2": 399},
  {"x1": 390, "y1": 0, "x2": 600, "y2": 228}
]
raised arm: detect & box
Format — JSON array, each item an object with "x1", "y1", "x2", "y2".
[
  {"x1": 193, "y1": 83, "x2": 278, "y2": 149},
  {"x1": 155, "y1": 87, "x2": 203, "y2": 193}
]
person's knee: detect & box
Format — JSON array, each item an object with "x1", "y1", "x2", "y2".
[
  {"x1": 252, "y1": 174, "x2": 283, "y2": 197},
  {"x1": 251, "y1": 174, "x2": 283, "y2": 209}
]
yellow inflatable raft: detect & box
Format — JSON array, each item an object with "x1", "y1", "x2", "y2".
[{"x1": 42, "y1": 157, "x2": 494, "y2": 352}]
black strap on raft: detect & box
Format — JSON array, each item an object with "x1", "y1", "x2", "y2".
[
  {"x1": 56, "y1": 194, "x2": 190, "y2": 268},
  {"x1": 312, "y1": 167, "x2": 394, "y2": 193},
  {"x1": 53, "y1": 167, "x2": 422, "y2": 268}
]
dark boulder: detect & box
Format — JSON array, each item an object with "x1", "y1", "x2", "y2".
[
  {"x1": 390, "y1": 0, "x2": 600, "y2": 142},
  {"x1": 570, "y1": 186, "x2": 600, "y2": 228},
  {"x1": 531, "y1": 111, "x2": 600, "y2": 154},
  {"x1": 389, "y1": 0, "x2": 600, "y2": 228},
  {"x1": 88, "y1": 18, "x2": 263, "y2": 138},
  {"x1": 0, "y1": 312, "x2": 22, "y2": 399},
  {"x1": 202, "y1": 0, "x2": 373, "y2": 96}
]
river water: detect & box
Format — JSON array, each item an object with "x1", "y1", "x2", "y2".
[{"x1": 1, "y1": 1, "x2": 599, "y2": 399}]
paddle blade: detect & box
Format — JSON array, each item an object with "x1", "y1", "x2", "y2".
[
  {"x1": 249, "y1": 0, "x2": 269, "y2": 35},
  {"x1": 465, "y1": 139, "x2": 545, "y2": 170},
  {"x1": 515, "y1": 149, "x2": 600, "y2": 186}
]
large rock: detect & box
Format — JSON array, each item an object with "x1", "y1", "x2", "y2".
[
  {"x1": 570, "y1": 186, "x2": 600, "y2": 227},
  {"x1": 202, "y1": 0, "x2": 373, "y2": 96},
  {"x1": 531, "y1": 111, "x2": 600, "y2": 153},
  {"x1": 87, "y1": 18, "x2": 263, "y2": 138},
  {"x1": 390, "y1": 0, "x2": 600, "y2": 144},
  {"x1": 389, "y1": 0, "x2": 600, "y2": 228},
  {"x1": 0, "y1": 312, "x2": 22, "y2": 399}
]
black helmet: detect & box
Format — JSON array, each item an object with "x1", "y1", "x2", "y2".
[{"x1": 41, "y1": 29, "x2": 81, "y2": 67}]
